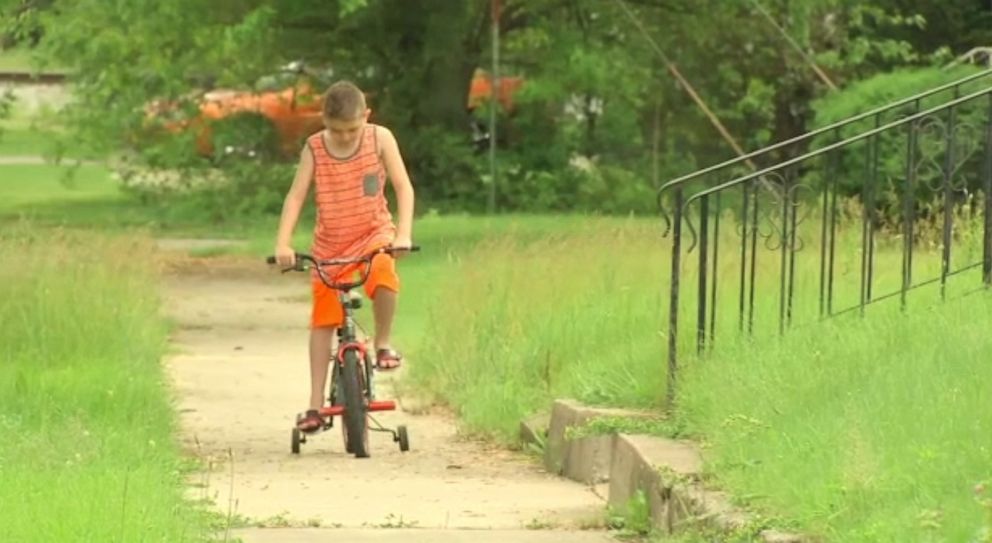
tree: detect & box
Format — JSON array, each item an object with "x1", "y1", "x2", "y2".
[
  {"x1": 31, "y1": 0, "x2": 495, "y2": 211},
  {"x1": 873, "y1": 0, "x2": 992, "y2": 56},
  {"x1": 24, "y1": 0, "x2": 989, "y2": 214}
]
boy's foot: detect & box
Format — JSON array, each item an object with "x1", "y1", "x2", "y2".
[
  {"x1": 375, "y1": 348, "x2": 403, "y2": 371},
  {"x1": 297, "y1": 409, "x2": 324, "y2": 433}
]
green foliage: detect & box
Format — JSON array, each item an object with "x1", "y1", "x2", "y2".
[
  {"x1": 20, "y1": 0, "x2": 992, "y2": 214},
  {"x1": 808, "y1": 64, "x2": 989, "y2": 216},
  {"x1": 0, "y1": 0, "x2": 52, "y2": 48},
  {"x1": 812, "y1": 65, "x2": 985, "y2": 128},
  {"x1": 338, "y1": 0, "x2": 368, "y2": 18},
  {"x1": 116, "y1": 159, "x2": 296, "y2": 223},
  {"x1": 607, "y1": 490, "x2": 653, "y2": 538},
  {"x1": 209, "y1": 112, "x2": 282, "y2": 163},
  {"x1": 873, "y1": 0, "x2": 992, "y2": 57}
]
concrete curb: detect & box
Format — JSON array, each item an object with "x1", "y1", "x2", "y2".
[
  {"x1": 531, "y1": 399, "x2": 809, "y2": 542},
  {"x1": 543, "y1": 399, "x2": 657, "y2": 484}
]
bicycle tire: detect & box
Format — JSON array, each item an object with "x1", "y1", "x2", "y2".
[{"x1": 342, "y1": 348, "x2": 369, "y2": 458}]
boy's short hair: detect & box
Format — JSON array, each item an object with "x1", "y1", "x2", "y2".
[{"x1": 323, "y1": 81, "x2": 367, "y2": 120}]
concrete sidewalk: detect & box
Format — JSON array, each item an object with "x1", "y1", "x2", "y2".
[{"x1": 234, "y1": 528, "x2": 618, "y2": 543}]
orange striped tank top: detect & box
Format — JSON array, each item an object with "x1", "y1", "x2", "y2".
[{"x1": 307, "y1": 125, "x2": 395, "y2": 260}]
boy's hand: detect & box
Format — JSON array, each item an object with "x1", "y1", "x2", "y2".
[
  {"x1": 275, "y1": 245, "x2": 296, "y2": 267},
  {"x1": 391, "y1": 236, "x2": 413, "y2": 259}
]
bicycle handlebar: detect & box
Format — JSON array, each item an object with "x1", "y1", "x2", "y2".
[{"x1": 266, "y1": 245, "x2": 420, "y2": 291}]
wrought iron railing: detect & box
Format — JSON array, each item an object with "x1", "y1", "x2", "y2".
[{"x1": 660, "y1": 81, "x2": 992, "y2": 407}]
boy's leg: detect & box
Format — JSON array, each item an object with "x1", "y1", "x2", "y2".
[
  {"x1": 299, "y1": 276, "x2": 344, "y2": 431},
  {"x1": 372, "y1": 287, "x2": 396, "y2": 351},
  {"x1": 365, "y1": 251, "x2": 402, "y2": 369},
  {"x1": 308, "y1": 326, "x2": 336, "y2": 410}
]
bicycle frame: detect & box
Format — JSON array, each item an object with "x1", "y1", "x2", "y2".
[
  {"x1": 270, "y1": 246, "x2": 420, "y2": 418},
  {"x1": 271, "y1": 246, "x2": 418, "y2": 456}
]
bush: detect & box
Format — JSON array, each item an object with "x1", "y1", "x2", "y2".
[{"x1": 804, "y1": 65, "x2": 990, "y2": 222}]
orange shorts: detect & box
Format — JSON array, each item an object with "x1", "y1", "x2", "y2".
[{"x1": 311, "y1": 251, "x2": 399, "y2": 329}]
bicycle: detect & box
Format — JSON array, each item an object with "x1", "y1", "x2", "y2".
[{"x1": 266, "y1": 245, "x2": 419, "y2": 458}]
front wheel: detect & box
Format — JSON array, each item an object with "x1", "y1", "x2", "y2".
[{"x1": 342, "y1": 348, "x2": 369, "y2": 458}]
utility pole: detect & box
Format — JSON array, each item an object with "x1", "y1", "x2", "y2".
[{"x1": 487, "y1": 0, "x2": 500, "y2": 214}]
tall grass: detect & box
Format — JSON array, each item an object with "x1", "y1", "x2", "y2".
[
  {"x1": 0, "y1": 227, "x2": 214, "y2": 542},
  {"x1": 681, "y1": 293, "x2": 992, "y2": 542},
  {"x1": 406, "y1": 212, "x2": 992, "y2": 541},
  {"x1": 408, "y1": 217, "x2": 667, "y2": 437}
]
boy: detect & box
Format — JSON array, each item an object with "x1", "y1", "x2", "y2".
[{"x1": 274, "y1": 80, "x2": 415, "y2": 433}]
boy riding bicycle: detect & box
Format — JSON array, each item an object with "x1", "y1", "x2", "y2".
[{"x1": 273, "y1": 80, "x2": 415, "y2": 433}]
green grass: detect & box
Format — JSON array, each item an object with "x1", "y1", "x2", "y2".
[
  {"x1": 0, "y1": 48, "x2": 37, "y2": 71},
  {"x1": 406, "y1": 216, "x2": 667, "y2": 437},
  {"x1": 681, "y1": 292, "x2": 992, "y2": 542},
  {"x1": 402, "y1": 210, "x2": 992, "y2": 542},
  {"x1": 0, "y1": 227, "x2": 216, "y2": 541},
  {"x1": 0, "y1": 163, "x2": 174, "y2": 230},
  {"x1": 0, "y1": 110, "x2": 101, "y2": 159},
  {"x1": 0, "y1": 47, "x2": 68, "y2": 72},
  {"x1": 6, "y1": 152, "x2": 990, "y2": 540},
  {"x1": 0, "y1": 163, "x2": 121, "y2": 208},
  {"x1": 0, "y1": 121, "x2": 51, "y2": 156},
  {"x1": 0, "y1": 163, "x2": 280, "y2": 233}
]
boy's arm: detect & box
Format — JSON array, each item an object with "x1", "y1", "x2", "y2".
[
  {"x1": 274, "y1": 146, "x2": 315, "y2": 265},
  {"x1": 378, "y1": 126, "x2": 415, "y2": 249}
]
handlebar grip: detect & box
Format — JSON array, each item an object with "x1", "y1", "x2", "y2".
[{"x1": 388, "y1": 245, "x2": 420, "y2": 253}]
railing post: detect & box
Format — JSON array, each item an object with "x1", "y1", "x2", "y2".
[
  {"x1": 779, "y1": 173, "x2": 789, "y2": 334},
  {"x1": 859, "y1": 135, "x2": 873, "y2": 315},
  {"x1": 697, "y1": 194, "x2": 709, "y2": 353},
  {"x1": 709, "y1": 193, "x2": 721, "y2": 342},
  {"x1": 984, "y1": 92, "x2": 992, "y2": 286},
  {"x1": 818, "y1": 149, "x2": 831, "y2": 317},
  {"x1": 941, "y1": 104, "x2": 958, "y2": 300},
  {"x1": 666, "y1": 187, "x2": 683, "y2": 410},
  {"x1": 902, "y1": 117, "x2": 919, "y2": 309},
  {"x1": 786, "y1": 168, "x2": 799, "y2": 327},
  {"x1": 866, "y1": 114, "x2": 881, "y2": 302},
  {"x1": 827, "y1": 129, "x2": 841, "y2": 316},
  {"x1": 739, "y1": 183, "x2": 749, "y2": 331},
  {"x1": 748, "y1": 182, "x2": 759, "y2": 334}
]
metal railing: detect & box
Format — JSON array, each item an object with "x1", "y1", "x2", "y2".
[
  {"x1": 658, "y1": 68, "x2": 992, "y2": 228},
  {"x1": 660, "y1": 82, "x2": 992, "y2": 407}
]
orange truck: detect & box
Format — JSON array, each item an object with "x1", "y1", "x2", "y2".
[{"x1": 150, "y1": 65, "x2": 522, "y2": 160}]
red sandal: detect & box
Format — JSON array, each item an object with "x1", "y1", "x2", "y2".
[
  {"x1": 297, "y1": 409, "x2": 324, "y2": 433},
  {"x1": 375, "y1": 348, "x2": 403, "y2": 371}
]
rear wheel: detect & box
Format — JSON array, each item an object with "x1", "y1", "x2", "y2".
[{"x1": 342, "y1": 348, "x2": 369, "y2": 458}]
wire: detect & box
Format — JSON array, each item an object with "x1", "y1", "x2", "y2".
[
  {"x1": 611, "y1": 0, "x2": 753, "y2": 165},
  {"x1": 745, "y1": 0, "x2": 838, "y2": 90}
]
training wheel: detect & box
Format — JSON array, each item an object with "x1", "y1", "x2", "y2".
[
  {"x1": 397, "y1": 425, "x2": 410, "y2": 452},
  {"x1": 291, "y1": 427, "x2": 302, "y2": 454}
]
